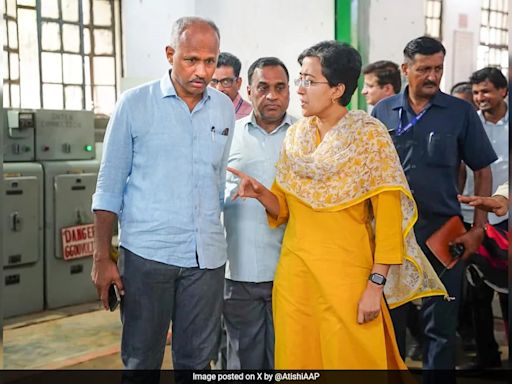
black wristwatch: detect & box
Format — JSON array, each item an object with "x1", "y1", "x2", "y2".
[{"x1": 368, "y1": 273, "x2": 387, "y2": 286}]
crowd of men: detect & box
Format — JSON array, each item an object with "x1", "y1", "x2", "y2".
[{"x1": 91, "y1": 16, "x2": 508, "y2": 383}]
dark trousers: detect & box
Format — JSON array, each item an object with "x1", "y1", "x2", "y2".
[
  {"x1": 469, "y1": 280, "x2": 508, "y2": 364},
  {"x1": 390, "y1": 302, "x2": 423, "y2": 360},
  {"x1": 223, "y1": 279, "x2": 274, "y2": 369},
  {"x1": 119, "y1": 247, "x2": 224, "y2": 383},
  {"x1": 468, "y1": 219, "x2": 509, "y2": 365},
  {"x1": 391, "y1": 218, "x2": 464, "y2": 372}
]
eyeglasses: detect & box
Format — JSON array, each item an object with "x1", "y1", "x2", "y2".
[
  {"x1": 294, "y1": 78, "x2": 330, "y2": 88},
  {"x1": 210, "y1": 77, "x2": 237, "y2": 87}
]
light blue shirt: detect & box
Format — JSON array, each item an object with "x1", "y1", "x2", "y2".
[
  {"x1": 462, "y1": 105, "x2": 508, "y2": 224},
  {"x1": 92, "y1": 71, "x2": 235, "y2": 268},
  {"x1": 224, "y1": 112, "x2": 296, "y2": 282}
]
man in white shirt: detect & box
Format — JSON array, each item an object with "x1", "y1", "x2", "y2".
[
  {"x1": 459, "y1": 67, "x2": 508, "y2": 370},
  {"x1": 223, "y1": 57, "x2": 296, "y2": 369}
]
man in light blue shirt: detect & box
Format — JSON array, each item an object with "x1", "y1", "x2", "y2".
[
  {"x1": 91, "y1": 17, "x2": 234, "y2": 378},
  {"x1": 223, "y1": 57, "x2": 296, "y2": 369}
]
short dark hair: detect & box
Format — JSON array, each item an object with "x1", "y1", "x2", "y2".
[
  {"x1": 450, "y1": 81, "x2": 472, "y2": 95},
  {"x1": 469, "y1": 67, "x2": 508, "y2": 89},
  {"x1": 217, "y1": 52, "x2": 242, "y2": 77},
  {"x1": 362, "y1": 60, "x2": 401, "y2": 94},
  {"x1": 403, "y1": 36, "x2": 446, "y2": 62},
  {"x1": 247, "y1": 57, "x2": 289, "y2": 84},
  {"x1": 298, "y1": 40, "x2": 361, "y2": 106}
]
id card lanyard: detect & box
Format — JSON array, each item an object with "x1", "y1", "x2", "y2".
[{"x1": 396, "y1": 104, "x2": 432, "y2": 136}]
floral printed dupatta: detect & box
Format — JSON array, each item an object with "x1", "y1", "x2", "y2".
[{"x1": 275, "y1": 110, "x2": 447, "y2": 307}]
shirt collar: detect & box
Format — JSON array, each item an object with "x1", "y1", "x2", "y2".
[
  {"x1": 159, "y1": 70, "x2": 211, "y2": 102},
  {"x1": 248, "y1": 112, "x2": 293, "y2": 135},
  {"x1": 478, "y1": 102, "x2": 509, "y2": 125}
]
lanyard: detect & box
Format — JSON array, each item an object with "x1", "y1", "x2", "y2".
[
  {"x1": 234, "y1": 97, "x2": 244, "y2": 113},
  {"x1": 396, "y1": 104, "x2": 431, "y2": 136}
]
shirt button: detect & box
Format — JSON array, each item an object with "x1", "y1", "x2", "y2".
[{"x1": 411, "y1": 164, "x2": 417, "y2": 169}]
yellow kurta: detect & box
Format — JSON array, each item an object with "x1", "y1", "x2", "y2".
[{"x1": 269, "y1": 180, "x2": 407, "y2": 370}]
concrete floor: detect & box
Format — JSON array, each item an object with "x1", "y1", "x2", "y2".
[{"x1": 2, "y1": 300, "x2": 508, "y2": 370}]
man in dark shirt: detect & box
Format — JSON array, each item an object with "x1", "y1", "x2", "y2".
[{"x1": 372, "y1": 36, "x2": 496, "y2": 373}]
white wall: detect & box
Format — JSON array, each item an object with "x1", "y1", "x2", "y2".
[
  {"x1": 366, "y1": 0, "x2": 484, "y2": 94},
  {"x1": 367, "y1": 0, "x2": 425, "y2": 66},
  {"x1": 121, "y1": 0, "x2": 334, "y2": 117},
  {"x1": 121, "y1": 0, "x2": 195, "y2": 90},
  {"x1": 442, "y1": 0, "x2": 482, "y2": 90}
]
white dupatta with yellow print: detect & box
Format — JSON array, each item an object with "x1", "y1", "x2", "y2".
[{"x1": 275, "y1": 110, "x2": 447, "y2": 308}]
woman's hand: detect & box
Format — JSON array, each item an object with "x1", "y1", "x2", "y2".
[
  {"x1": 357, "y1": 283, "x2": 383, "y2": 324},
  {"x1": 227, "y1": 167, "x2": 266, "y2": 200}
]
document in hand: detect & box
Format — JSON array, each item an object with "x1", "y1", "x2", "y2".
[{"x1": 426, "y1": 216, "x2": 467, "y2": 269}]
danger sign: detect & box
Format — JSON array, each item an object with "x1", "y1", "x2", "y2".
[{"x1": 61, "y1": 224, "x2": 95, "y2": 260}]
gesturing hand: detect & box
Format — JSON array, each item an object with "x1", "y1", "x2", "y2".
[
  {"x1": 457, "y1": 194, "x2": 508, "y2": 217},
  {"x1": 227, "y1": 167, "x2": 265, "y2": 200}
]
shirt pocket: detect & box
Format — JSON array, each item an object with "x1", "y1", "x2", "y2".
[
  {"x1": 207, "y1": 131, "x2": 229, "y2": 169},
  {"x1": 426, "y1": 132, "x2": 457, "y2": 167}
]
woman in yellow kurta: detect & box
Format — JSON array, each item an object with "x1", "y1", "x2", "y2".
[{"x1": 228, "y1": 41, "x2": 446, "y2": 369}]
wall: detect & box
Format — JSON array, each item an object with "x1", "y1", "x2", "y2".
[
  {"x1": 364, "y1": 0, "x2": 484, "y2": 94},
  {"x1": 442, "y1": 0, "x2": 482, "y2": 90},
  {"x1": 366, "y1": 0, "x2": 425, "y2": 68},
  {"x1": 121, "y1": 0, "x2": 195, "y2": 90},
  {"x1": 121, "y1": 0, "x2": 334, "y2": 117}
]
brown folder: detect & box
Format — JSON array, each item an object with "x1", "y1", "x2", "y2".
[{"x1": 426, "y1": 216, "x2": 467, "y2": 269}]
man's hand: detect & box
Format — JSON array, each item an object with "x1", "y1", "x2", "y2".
[
  {"x1": 453, "y1": 226, "x2": 485, "y2": 260},
  {"x1": 91, "y1": 252, "x2": 124, "y2": 310},
  {"x1": 458, "y1": 194, "x2": 508, "y2": 217}
]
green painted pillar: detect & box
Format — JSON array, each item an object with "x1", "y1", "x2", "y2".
[{"x1": 334, "y1": 0, "x2": 369, "y2": 111}]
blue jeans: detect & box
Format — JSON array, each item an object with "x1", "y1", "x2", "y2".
[{"x1": 118, "y1": 247, "x2": 224, "y2": 373}]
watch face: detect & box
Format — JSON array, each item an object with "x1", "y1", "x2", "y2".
[{"x1": 370, "y1": 273, "x2": 385, "y2": 285}]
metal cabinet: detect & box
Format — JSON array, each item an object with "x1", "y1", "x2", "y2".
[
  {"x1": 42, "y1": 160, "x2": 99, "y2": 309},
  {"x1": 2, "y1": 163, "x2": 44, "y2": 317},
  {"x1": 35, "y1": 110, "x2": 95, "y2": 161}
]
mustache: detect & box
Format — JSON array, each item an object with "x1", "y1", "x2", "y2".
[
  {"x1": 423, "y1": 81, "x2": 438, "y2": 87},
  {"x1": 190, "y1": 78, "x2": 206, "y2": 84}
]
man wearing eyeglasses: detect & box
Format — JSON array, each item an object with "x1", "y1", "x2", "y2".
[
  {"x1": 223, "y1": 56, "x2": 296, "y2": 369},
  {"x1": 211, "y1": 52, "x2": 252, "y2": 120}
]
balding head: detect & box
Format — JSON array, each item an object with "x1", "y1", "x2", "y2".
[{"x1": 170, "y1": 17, "x2": 220, "y2": 49}]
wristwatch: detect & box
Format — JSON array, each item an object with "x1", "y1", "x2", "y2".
[{"x1": 368, "y1": 273, "x2": 387, "y2": 286}]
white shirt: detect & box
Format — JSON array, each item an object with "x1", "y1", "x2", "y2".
[
  {"x1": 462, "y1": 106, "x2": 508, "y2": 224},
  {"x1": 224, "y1": 112, "x2": 296, "y2": 282}
]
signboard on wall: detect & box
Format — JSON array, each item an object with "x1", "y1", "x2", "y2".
[{"x1": 61, "y1": 223, "x2": 95, "y2": 260}]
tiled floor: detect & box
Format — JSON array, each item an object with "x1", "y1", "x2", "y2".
[{"x1": 2, "y1": 300, "x2": 509, "y2": 370}]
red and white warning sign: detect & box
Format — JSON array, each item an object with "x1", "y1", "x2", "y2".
[{"x1": 61, "y1": 223, "x2": 95, "y2": 260}]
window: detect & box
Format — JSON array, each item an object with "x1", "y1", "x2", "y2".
[
  {"x1": 3, "y1": 0, "x2": 122, "y2": 114},
  {"x1": 478, "y1": 0, "x2": 508, "y2": 72},
  {"x1": 425, "y1": 0, "x2": 443, "y2": 40}
]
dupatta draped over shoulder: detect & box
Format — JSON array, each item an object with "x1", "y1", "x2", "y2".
[{"x1": 275, "y1": 110, "x2": 447, "y2": 308}]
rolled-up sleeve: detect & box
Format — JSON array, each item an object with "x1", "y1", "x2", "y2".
[
  {"x1": 371, "y1": 190, "x2": 404, "y2": 265},
  {"x1": 92, "y1": 94, "x2": 133, "y2": 215},
  {"x1": 267, "y1": 180, "x2": 289, "y2": 228}
]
